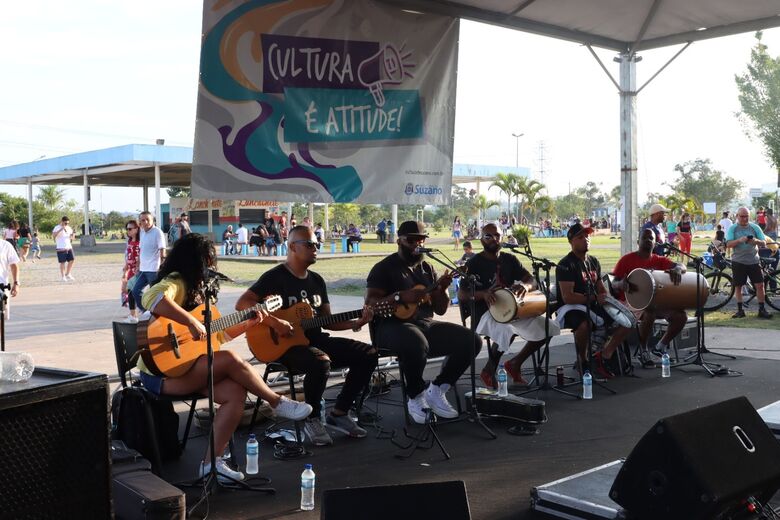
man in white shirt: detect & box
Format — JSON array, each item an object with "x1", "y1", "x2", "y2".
[
  {"x1": 719, "y1": 211, "x2": 733, "y2": 235},
  {"x1": 0, "y1": 239, "x2": 20, "y2": 319},
  {"x1": 52, "y1": 216, "x2": 76, "y2": 281},
  {"x1": 131, "y1": 211, "x2": 167, "y2": 312},
  {"x1": 236, "y1": 223, "x2": 249, "y2": 255}
]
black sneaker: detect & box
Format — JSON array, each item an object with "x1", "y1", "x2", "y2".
[
  {"x1": 732, "y1": 309, "x2": 746, "y2": 319},
  {"x1": 638, "y1": 350, "x2": 656, "y2": 369},
  {"x1": 758, "y1": 308, "x2": 773, "y2": 319}
]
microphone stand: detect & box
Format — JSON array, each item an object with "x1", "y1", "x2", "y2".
[
  {"x1": 502, "y1": 245, "x2": 580, "y2": 399},
  {"x1": 580, "y1": 257, "x2": 617, "y2": 395},
  {"x1": 184, "y1": 276, "x2": 274, "y2": 516},
  {"x1": 0, "y1": 283, "x2": 9, "y2": 352},
  {"x1": 662, "y1": 242, "x2": 737, "y2": 377},
  {"x1": 422, "y1": 249, "x2": 497, "y2": 441}
]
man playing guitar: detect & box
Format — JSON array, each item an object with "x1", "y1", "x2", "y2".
[
  {"x1": 365, "y1": 221, "x2": 482, "y2": 424},
  {"x1": 555, "y1": 224, "x2": 632, "y2": 380},
  {"x1": 611, "y1": 228, "x2": 686, "y2": 368},
  {"x1": 236, "y1": 226, "x2": 376, "y2": 447},
  {"x1": 459, "y1": 223, "x2": 560, "y2": 388}
]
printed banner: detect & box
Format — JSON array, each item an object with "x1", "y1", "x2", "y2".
[{"x1": 191, "y1": 0, "x2": 458, "y2": 204}]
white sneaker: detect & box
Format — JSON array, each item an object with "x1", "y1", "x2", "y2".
[
  {"x1": 66, "y1": 274, "x2": 75, "y2": 281},
  {"x1": 425, "y1": 383, "x2": 459, "y2": 419},
  {"x1": 61, "y1": 276, "x2": 68, "y2": 282},
  {"x1": 200, "y1": 457, "x2": 244, "y2": 484},
  {"x1": 273, "y1": 396, "x2": 313, "y2": 421},
  {"x1": 406, "y1": 392, "x2": 429, "y2": 424},
  {"x1": 123, "y1": 315, "x2": 139, "y2": 324}
]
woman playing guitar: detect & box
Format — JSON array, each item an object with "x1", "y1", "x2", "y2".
[{"x1": 137, "y1": 233, "x2": 312, "y2": 483}]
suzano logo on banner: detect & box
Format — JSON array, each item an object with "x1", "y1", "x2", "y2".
[{"x1": 192, "y1": 0, "x2": 457, "y2": 205}]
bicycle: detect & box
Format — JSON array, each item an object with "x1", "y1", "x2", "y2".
[{"x1": 701, "y1": 248, "x2": 780, "y2": 312}]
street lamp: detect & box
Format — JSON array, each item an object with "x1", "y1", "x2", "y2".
[{"x1": 511, "y1": 132, "x2": 524, "y2": 169}]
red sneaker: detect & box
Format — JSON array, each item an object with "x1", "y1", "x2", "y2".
[
  {"x1": 504, "y1": 360, "x2": 529, "y2": 385},
  {"x1": 593, "y1": 352, "x2": 616, "y2": 379},
  {"x1": 480, "y1": 369, "x2": 497, "y2": 389}
]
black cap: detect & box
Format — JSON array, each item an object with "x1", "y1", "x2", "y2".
[
  {"x1": 566, "y1": 223, "x2": 594, "y2": 241},
  {"x1": 397, "y1": 220, "x2": 428, "y2": 237}
]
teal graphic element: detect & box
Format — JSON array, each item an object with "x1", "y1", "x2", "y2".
[
  {"x1": 284, "y1": 88, "x2": 423, "y2": 142},
  {"x1": 199, "y1": 0, "x2": 363, "y2": 202}
]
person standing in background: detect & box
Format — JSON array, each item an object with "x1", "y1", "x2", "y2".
[
  {"x1": 765, "y1": 208, "x2": 777, "y2": 241},
  {"x1": 726, "y1": 207, "x2": 772, "y2": 319},
  {"x1": 4, "y1": 221, "x2": 19, "y2": 253},
  {"x1": 52, "y1": 216, "x2": 75, "y2": 281},
  {"x1": 131, "y1": 211, "x2": 166, "y2": 312},
  {"x1": 236, "y1": 223, "x2": 249, "y2": 255},
  {"x1": 676, "y1": 212, "x2": 694, "y2": 256},
  {"x1": 0, "y1": 237, "x2": 20, "y2": 318},
  {"x1": 757, "y1": 206, "x2": 767, "y2": 231},
  {"x1": 452, "y1": 216, "x2": 462, "y2": 250},
  {"x1": 121, "y1": 220, "x2": 140, "y2": 323},
  {"x1": 640, "y1": 203, "x2": 669, "y2": 256},
  {"x1": 178, "y1": 212, "x2": 191, "y2": 237},
  {"x1": 16, "y1": 222, "x2": 31, "y2": 262}
]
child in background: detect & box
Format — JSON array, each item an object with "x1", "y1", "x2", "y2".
[
  {"x1": 457, "y1": 241, "x2": 476, "y2": 266},
  {"x1": 30, "y1": 232, "x2": 41, "y2": 261}
]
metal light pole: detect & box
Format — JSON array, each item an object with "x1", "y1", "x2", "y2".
[{"x1": 511, "y1": 132, "x2": 524, "y2": 169}]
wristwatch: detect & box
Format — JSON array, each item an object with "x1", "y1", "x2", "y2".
[{"x1": 393, "y1": 292, "x2": 401, "y2": 303}]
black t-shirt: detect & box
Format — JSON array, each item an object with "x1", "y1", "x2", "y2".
[
  {"x1": 366, "y1": 253, "x2": 437, "y2": 320},
  {"x1": 463, "y1": 252, "x2": 531, "y2": 324},
  {"x1": 249, "y1": 264, "x2": 330, "y2": 340},
  {"x1": 555, "y1": 252, "x2": 601, "y2": 308},
  {"x1": 18, "y1": 227, "x2": 30, "y2": 239}
]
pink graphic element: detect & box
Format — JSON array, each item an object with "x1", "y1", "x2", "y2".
[{"x1": 357, "y1": 43, "x2": 415, "y2": 107}]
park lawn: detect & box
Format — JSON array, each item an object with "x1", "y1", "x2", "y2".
[{"x1": 704, "y1": 310, "x2": 780, "y2": 330}]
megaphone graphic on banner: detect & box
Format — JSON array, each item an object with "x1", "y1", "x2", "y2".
[{"x1": 358, "y1": 43, "x2": 415, "y2": 108}]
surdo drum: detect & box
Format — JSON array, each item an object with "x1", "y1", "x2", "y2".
[{"x1": 625, "y1": 268, "x2": 709, "y2": 311}]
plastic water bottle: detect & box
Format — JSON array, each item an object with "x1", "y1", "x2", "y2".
[
  {"x1": 582, "y1": 371, "x2": 593, "y2": 400},
  {"x1": 245, "y1": 434, "x2": 259, "y2": 475},
  {"x1": 300, "y1": 464, "x2": 315, "y2": 511},
  {"x1": 497, "y1": 365, "x2": 508, "y2": 397},
  {"x1": 0, "y1": 352, "x2": 34, "y2": 382},
  {"x1": 661, "y1": 353, "x2": 671, "y2": 378}
]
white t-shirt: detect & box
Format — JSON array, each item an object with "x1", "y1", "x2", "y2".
[
  {"x1": 139, "y1": 226, "x2": 166, "y2": 272},
  {"x1": 236, "y1": 226, "x2": 249, "y2": 243},
  {"x1": 719, "y1": 218, "x2": 732, "y2": 234},
  {"x1": 0, "y1": 239, "x2": 20, "y2": 284},
  {"x1": 52, "y1": 224, "x2": 74, "y2": 250}
]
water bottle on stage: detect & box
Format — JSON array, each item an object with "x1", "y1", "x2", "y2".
[
  {"x1": 301, "y1": 464, "x2": 315, "y2": 511},
  {"x1": 661, "y1": 353, "x2": 671, "y2": 378},
  {"x1": 582, "y1": 371, "x2": 593, "y2": 400},
  {"x1": 497, "y1": 365, "x2": 508, "y2": 397},
  {"x1": 246, "y1": 434, "x2": 259, "y2": 475}
]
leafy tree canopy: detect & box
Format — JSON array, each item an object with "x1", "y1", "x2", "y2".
[{"x1": 665, "y1": 158, "x2": 744, "y2": 214}]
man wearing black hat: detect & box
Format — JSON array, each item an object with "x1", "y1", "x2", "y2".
[
  {"x1": 366, "y1": 221, "x2": 482, "y2": 424},
  {"x1": 556, "y1": 223, "x2": 632, "y2": 378}
]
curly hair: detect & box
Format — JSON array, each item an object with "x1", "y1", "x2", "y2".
[{"x1": 153, "y1": 233, "x2": 217, "y2": 309}]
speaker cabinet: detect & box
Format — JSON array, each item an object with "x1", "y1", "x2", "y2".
[
  {"x1": 610, "y1": 396, "x2": 780, "y2": 520},
  {"x1": 322, "y1": 480, "x2": 471, "y2": 520},
  {"x1": 0, "y1": 367, "x2": 111, "y2": 518}
]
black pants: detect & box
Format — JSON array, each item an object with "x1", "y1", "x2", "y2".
[
  {"x1": 374, "y1": 319, "x2": 482, "y2": 397},
  {"x1": 278, "y1": 335, "x2": 377, "y2": 419}
]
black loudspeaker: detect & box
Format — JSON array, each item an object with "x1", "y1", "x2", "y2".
[
  {"x1": 610, "y1": 396, "x2": 780, "y2": 519},
  {"x1": 321, "y1": 480, "x2": 471, "y2": 520},
  {"x1": 0, "y1": 367, "x2": 111, "y2": 518}
]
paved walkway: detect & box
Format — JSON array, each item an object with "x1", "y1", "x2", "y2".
[{"x1": 4, "y1": 281, "x2": 778, "y2": 380}]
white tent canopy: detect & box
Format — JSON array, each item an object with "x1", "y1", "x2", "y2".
[{"x1": 380, "y1": 0, "x2": 780, "y2": 252}]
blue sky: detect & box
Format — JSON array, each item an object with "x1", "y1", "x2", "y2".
[{"x1": 1, "y1": 1, "x2": 778, "y2": 212}]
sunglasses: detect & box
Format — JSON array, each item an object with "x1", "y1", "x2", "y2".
[
  {"x1": 402, "y1": 235, "x2": 426, "y2": 243},
  {"x1": 292, "y1": 240, "x2": 318, "y2": 249},
  {"x1": 126, "y1": 227, "x2": 137, "y2": 231},
  {"x1": 481, "y1": 233, "x2": 501, "y2": 240}
]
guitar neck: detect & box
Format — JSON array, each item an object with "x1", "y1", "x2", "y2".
[
  {"x1": 300, "y1": 309, "x2": 363, "y2": 330},
  {"x1": 210, "y1": 304, "x2": 267, "y2": 333}
]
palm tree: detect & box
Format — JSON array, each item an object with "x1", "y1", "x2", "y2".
[
  {"x1": 520, "y1": 180, "x2": 545, "y2": 221},
  {"x1": 490, "y1": 173, "x2": 518, "y2": 217},
  {"x1": 473, "y1": 194, "x2": 499, "y2": 225},
  {"x1": 36, "y1": 185, "x2": 65, "y2": 210}
]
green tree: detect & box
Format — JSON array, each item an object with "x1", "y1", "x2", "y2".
[
  {"x1": 330, "y1": 203, "x2": 361, "y2": 228},
  {"x1": 575, "y1": 181, "x2": 605, "y2": 217},
  {"x1": 665, "y1": 159, "x2": 743, "y2": 214},
  {"x1": 36, "y1": 185, "x2": 65, "y2": 210},
  {"x1": 554, "y1": 192, "x2": 586, "y2": 220},
  {"x1": 735, "y1": 31, "x2": 780, "y2": 200},
  {"x1": 473, "y1": 195, "x2": 499, "y2": 223},
  {"x1": 166, "y1": 187, "x2": 191, "y2": 198},
  {"x1": 519, "y1": 179, "x2": 545, "y2": 221},
  {"x1": 490, "y1": 173, "x2": 518, "y2": 217}
]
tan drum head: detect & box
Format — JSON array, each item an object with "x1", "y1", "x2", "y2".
[
  {"x1": 625, "y1": 268, "x2": 655, "y2": 310},
  {"x1": 489, "y1": 288, "x2": 518, "y2": 323}
]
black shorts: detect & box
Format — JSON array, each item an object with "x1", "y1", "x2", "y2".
[
  {"x1": 732, "y1": 261, "x2": 764, "y2": 286},
  {"x1": 562, "y1": 306, "x2": 614, "y2": 331},
  {"x1": 56, "y1": 249, "x2": 74, "y2": 263}
]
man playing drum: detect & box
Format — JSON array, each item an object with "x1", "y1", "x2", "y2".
[
  {"x1": 459, "y1": 223, "x2": 560, "y2": 388},
  {"x1": 555, "y1": 224, "x2": 633, "y2": 380},
  {"x1": 611, "y1": 228, "x2": 687, "y2": 368}
]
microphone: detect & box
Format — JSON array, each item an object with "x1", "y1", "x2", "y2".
[
  {"x1": 500, "y1": 242, "x2": 519, "y2": 249},
  {"x1": 207, "y1": 268, "x2": 234, "y2": 282},
  {"x1": 414, "y1": 246, "x2": 436, "y2": 254}
]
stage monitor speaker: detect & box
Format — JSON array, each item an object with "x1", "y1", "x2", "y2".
[
  {"x1": 610, "y1": 396, "x2": 780, "y2": 520},
  {"x1": 0, "y1": 367, "x2": 111, "y2": 518},
  {"x1": 321, "y1": 480, "x2": 471, "y2": 520}
]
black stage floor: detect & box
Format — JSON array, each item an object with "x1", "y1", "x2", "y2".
[{"x1": 159, "y1": 347, "x2": 780, "y2": 520}]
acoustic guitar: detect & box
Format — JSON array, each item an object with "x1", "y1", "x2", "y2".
[
  {"x1": 246, "y1": 301, "x2": 395, "y2": 362},
  {"x1": 394, "y1": 271, "x2": 461, "y2": 320},
  {"x1": 137, "y1": 295, "x2": 283, "y2": 377}
]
